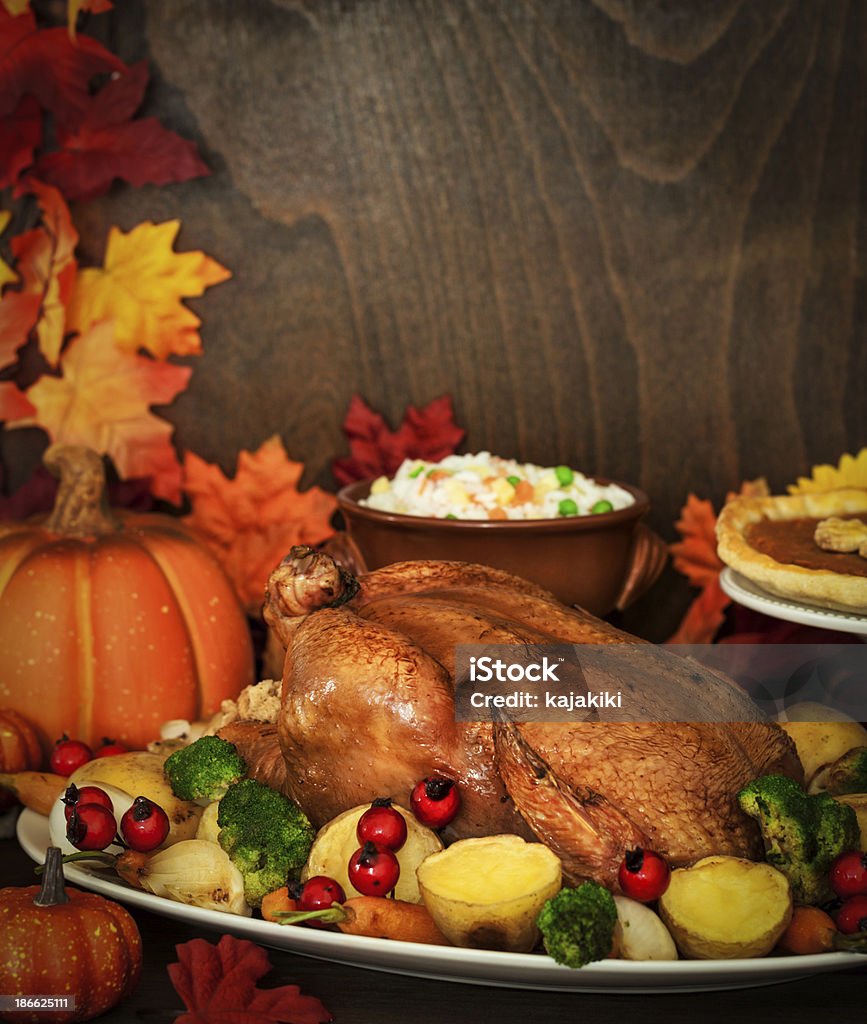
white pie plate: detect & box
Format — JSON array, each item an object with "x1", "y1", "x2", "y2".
[
  {"x1": 17, "y1": 809, "x2": 866, "y2": 994},
  {"x1": 720, "y1": 568, "x2": 867, "y2": 636}
]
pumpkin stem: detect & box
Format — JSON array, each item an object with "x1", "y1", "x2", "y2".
[
  {"x1": 34, "y1": 846, "x2": 70, "y2": 907},
  {"x1": 43, "y1": 445, "x2": 119, "y2": 539}
]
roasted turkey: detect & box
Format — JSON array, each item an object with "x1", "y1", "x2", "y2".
[{"x1": 222, "y1": 547, "x2": 801, "y2": 887}]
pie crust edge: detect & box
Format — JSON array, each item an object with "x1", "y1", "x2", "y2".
[{"x1": 716, "y1": 489, "x2": 867, "y2": 613}]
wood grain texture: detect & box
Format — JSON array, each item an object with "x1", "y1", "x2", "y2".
[{"x1": 7, "y1": 0, "x2": 867, "y2": 637}]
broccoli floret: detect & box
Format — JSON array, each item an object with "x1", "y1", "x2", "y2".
[
  {"x1": 823, "y1": 747, "x2": 867, "y2": 796},
  {"x1": 163, "y1": 735, "x2": 247, "y2": 803},
  {"x1": 217, "y1": 778, "x2": 315, "y2": 907},
  {"x1": 537, "y1": 882, "x2": 618, "y2": 968},
  {"x1": 737, "y1": 774, "x2": 860, "y2": 905}
]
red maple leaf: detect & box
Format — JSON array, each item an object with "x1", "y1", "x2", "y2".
[
  {"x1": 332, "y1": 394, "x2": 465, "y2": 485},
  {"x1": 0, "y1": 7, "x2": 124, "y2": 126},
  {"x1": 32, "y1": 61, "x2": 210, "y2": 201},
  {"x1": 0, "y1": 94, "x2": 41, "y2": 188},
  {"x1": 168, "y1": 934, "x2": 331, "y2": 1024}
]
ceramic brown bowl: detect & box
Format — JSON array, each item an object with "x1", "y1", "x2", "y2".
[{"x1": 336, "y1": 478, "x2": 667, "y2": 616}]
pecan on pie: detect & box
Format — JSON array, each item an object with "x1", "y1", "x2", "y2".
[{"x1": 716, "y1": 489, "x2": 867, "y2": 613}]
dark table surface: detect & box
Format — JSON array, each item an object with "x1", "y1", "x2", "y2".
[{"x1": 3, "y1": 832, "x2": 866, "y2": 1024}]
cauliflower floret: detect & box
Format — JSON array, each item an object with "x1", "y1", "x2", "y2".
[{"x1": 236, "y1": 678, "x2": 282, "y2": 722}]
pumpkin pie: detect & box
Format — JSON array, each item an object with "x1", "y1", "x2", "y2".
[{"x1": 716, "y1": 489, "x2": 867, "y2": 613}]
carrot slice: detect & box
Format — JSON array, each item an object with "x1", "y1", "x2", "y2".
[
  {"x1": 0, "y1": 771, "x2": 67, "y2": 816},
  {"x1": 261, "y1": 886, "x2": 300, "y2": 922},
  {"x1": 336, "y1": 897, "x2": 450, "y2": 945},
  {"x1": 776, "y1": 906, "x2": 836, "y2": 955}
]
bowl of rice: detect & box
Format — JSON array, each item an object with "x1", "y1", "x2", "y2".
[{"x1": 336, "y1": 453, "x2": 666, "y2": 614}]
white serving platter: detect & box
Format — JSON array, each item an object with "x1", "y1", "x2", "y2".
[{"x1": 17, "y1": 809, "x2": 866, "y2": 994}]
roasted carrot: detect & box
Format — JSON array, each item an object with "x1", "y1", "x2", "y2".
[
  {"x1": 267, "y1": 893, "x2": 450, "y2": 944},
  {"x1": 0, "y1": 771, "x2": 67, "y2": 815},
  {"x1": 114, "y1": 850, "x2": 152, "y2": 890},
  {"x1": 336, "y1": 898, "x2": 450, "y2": 945},
  {"x1": 776, "y1": 906, "x2": 837, "y2": 955},
  {"x1": 261, "y1": 886, "x2": 300, "y2": 923}
]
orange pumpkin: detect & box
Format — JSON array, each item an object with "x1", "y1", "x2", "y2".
[
  {"x1": 0, "y1": 847, "x2": 142, "y2": 1022},
  {"x1": 0, "y1": 446, "x2": 254, "y2": 756},
  {"x1": 0, "y1": 709, "x2": 43, "y2": 810},
  {"x1": 0, "y1": 709, "x2": 42, "y2": 773}
]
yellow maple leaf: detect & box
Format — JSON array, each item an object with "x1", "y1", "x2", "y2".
[
  {"x1": 10, "y1": 320, "x2": 191, "y2": 502},
  {"x1": 66, "y1": 220, "x2": 231, "y2": 360},
  {"x1": 788, "y1": 449, "x2": 867, "y2": 494},
  {"x1": 2, "y1": 1, "x2": 31, "y2": 15},
  {"x1": 0, "y1": 211, "x2": 17, "y2": 290},
  {"x1": 183, "y1": 437, "x2": 337, "y2": 614}
]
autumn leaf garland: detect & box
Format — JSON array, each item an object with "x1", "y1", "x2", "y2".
[
  {"x1": 1, "y1": 208, "x2": 227, "y2": 502},
  {"x1": 0, "y1": 4, "x2": 224, "y2": 502}
]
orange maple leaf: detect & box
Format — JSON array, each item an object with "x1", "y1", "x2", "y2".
[
  {"x1": 0, "y1": 281, "x2": 40, "y2": 371},
  {"x1": 183, "y1": 437, "x2": 338, "y2": 615},
  {"x1": 10, "y1": 181, "x2": 78, "y2": 365},
  {"x1": 667, "y1": 578, "x2": 730, "y2": 645},
  {"x1": 66, "y1": 220, "x2": 231, "y2": 359},
  {"x1": 9, "y1": 320, "x2": 190, "y2": 502},
  {"x1": 667, "y1": 492, "x2": 729, "y2": 644},
  {"x1": 669, "y1": 494, "x2": 723, "y2": 591},
  {"x1": 667, "y1": 480, "x2": 768, "y2": 644},
  {"x1": 0, "y1": 381, "x2": 34, "y2": 420}
]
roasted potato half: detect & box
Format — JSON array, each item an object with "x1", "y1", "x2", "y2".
[
  {"x1": 776, "y1": 704, "x2": 867, "y2": 784},
  {"x1": 302, "y1": 803, "x2": 442, "y2": 903},
  {"x1": 659, "y1": 855, "x2": 792, "y2": 960},
  {"x1": 69, "y1": 750, "x2": 202, "y2": 844},
  {"x1": 416, "y1": 834, "x2": 561, "y2": 952}
]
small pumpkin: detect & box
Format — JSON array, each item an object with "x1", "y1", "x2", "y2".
[
  {"x1": 0, "y1": 847, "x2": 142, "y2": 1022},
  {"x1": 0, "y1": 446, "x2": 254, "y2": 756},
  {"x1": 0, "y1": 709, "x2": 43, "y2": 810}
]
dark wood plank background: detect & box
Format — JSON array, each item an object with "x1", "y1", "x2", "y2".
[{"x1": 7, "y1": 0, "x2": 867, "y2": 637}]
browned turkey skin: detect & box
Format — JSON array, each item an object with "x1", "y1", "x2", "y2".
[{"x1": 231, "y1": 547, "x2": 801, "y2": 888}]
